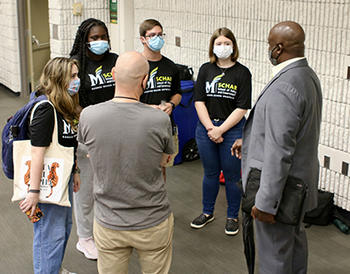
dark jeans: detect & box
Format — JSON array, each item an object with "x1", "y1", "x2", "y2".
[{"x1": 195, "y1": 119, "x2": 244, "y2": 219}]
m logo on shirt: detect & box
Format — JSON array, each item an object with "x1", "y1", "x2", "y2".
[
  {"x1": 144, "y1": 67, "x2": 173, "y2": 94},
  {"x1": 205, "y1": 73, "x2": 238, "y2": 100},
  {"x1": 62, "y1": 120, "x2": 76, "y2": 136},
  {"x1": 88, "y1": 66, "x2": 114, "y2": 89},
  {"x1": 205, "y1": 73, "x2": 224, "y2": 94},
  {"x1": 146, "y1": 67, "x2": 158, "y2": 89}
]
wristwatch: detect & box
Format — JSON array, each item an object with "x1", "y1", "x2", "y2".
[{"x1": 169, "y1": 101, "x2": 176, "y2": 110}]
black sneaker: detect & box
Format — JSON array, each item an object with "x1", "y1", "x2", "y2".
[
  {"x1": 225, "y1": 218, "x2": 239, "y2": 235},
  {"x1": 190, "y1": 213, "x2": 214, "y2": 229}
]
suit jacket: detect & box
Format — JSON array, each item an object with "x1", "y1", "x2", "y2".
[{"x1": 242, "y1": 59, "x2": 322, "y2": 215}]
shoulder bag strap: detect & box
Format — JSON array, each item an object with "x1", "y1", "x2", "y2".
[{"x1": 30, "y1": 100, "x2": 59, "y2": 146}]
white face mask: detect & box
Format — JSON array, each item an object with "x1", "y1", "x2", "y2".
[{"x1": 213, "y1": 45, "x2": 233, "y2": 60}]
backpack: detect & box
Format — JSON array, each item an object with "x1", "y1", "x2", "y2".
[
  {"x1": 303, "y1": 190, "x2": 334, "y2": 226},
  {"x1": 176, "y1": 64, "x2": 194, "y2": 80},
  {"x1": 182, "y1": 138, "x2": 200, "y2": 162},
  {"x1": 1, "y1": 94, "x2": 47, "y2": 179},
  {"x1": 333, "y1": 207, "x2": 350, "y2": 234}
]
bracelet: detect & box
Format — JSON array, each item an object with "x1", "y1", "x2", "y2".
[
  {"x1": 169, "y1": 101, "x2": 176, "y2": 110},
  {"x1": 28, "y1": 189, "x2": 40, "y2": 193},
  {"x1": 74, "y1": 166, "x2": 81, "y2": 174}
]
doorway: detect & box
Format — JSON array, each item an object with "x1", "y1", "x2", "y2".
[
  {"x1": 109, "y1": 0, "x2": 134, "y2": 54},
  {"x1": 25, "y1": 0, "x2": 50, "y2": 93}
]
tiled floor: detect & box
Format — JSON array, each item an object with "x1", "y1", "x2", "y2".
[{"x1": 1, "y1": 87, "x2": 349, "y2": 274}]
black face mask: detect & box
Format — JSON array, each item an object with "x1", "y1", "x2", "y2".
[{"x1": 268, "y1": 45, "x2": 281, "y2": 66}]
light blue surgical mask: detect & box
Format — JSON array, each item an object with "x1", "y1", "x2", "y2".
[
  {"x1": 147, "y1": 36, "x2": 164, "y2": 52},
  {"x1": 88, "y1": 40, "x2": 109, "y2": 55},
  {"x1": 68, "y1": 79, "x2": 80, "y2": 96}
]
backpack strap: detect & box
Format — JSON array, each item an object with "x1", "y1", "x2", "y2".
[{"x1": 30, "y1": 100, "x2": 59, "y2": 145}]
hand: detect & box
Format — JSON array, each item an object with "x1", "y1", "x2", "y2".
[
  {"x1": 159, "y1": 102, "x2": 173, "y2": 115},
  {"x1": 160, "y1": 153, "x2": 171, "y2": 167},
  {"x1": 207, "y1": 127, "x2": 223, "y2": 143},
  {"x1": 149, "y1": 104, "x2": 161, "y2": 110},
  {"x1": 231, "y1": 138, "x2": 242, "y2": 159},
  {"x1": 73, "y1": 173, "x2": 81, "y2": 192},
  {"x1": 216, "y1": 137, "x2": 224, "y2": 143},
  {"x1": 76, "y1": 105, "x2": 83, "y2": 114},
  {"x1": 19, "y1": 192, "x2": 40, "y2": 216},
  {"x1": 251, "y1": 206, "x2": 276, "y2": 224}
]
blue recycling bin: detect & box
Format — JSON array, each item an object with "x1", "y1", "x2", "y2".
[{"x1": 172, "y1": 80, "x2": 198, "y2": 165}]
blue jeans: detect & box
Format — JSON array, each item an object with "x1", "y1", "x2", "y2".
[
  {"x1": 33, "y1": 176, "x2": 73, "y2": 274},
  {"x1": 195, "y1": 119, "x2": 244, "y2": 219}
]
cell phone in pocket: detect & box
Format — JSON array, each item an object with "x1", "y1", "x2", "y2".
[{"x1": 25, "y1": 206, "x2": 44, "y2": 223}]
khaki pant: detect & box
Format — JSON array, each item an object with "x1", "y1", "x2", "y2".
[
  {"x1": 94, "y1": 214, "x2": 174, "y2": 274},
  {"x1": 73, "y1": 143, "x2": 94, "y2": 238},
  {"x1": 164, "y1": 133, "x2": 179, "y2": 167}
]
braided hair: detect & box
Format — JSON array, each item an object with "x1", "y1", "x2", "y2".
[{"x1": 70, "y1": 18, "x2": 111, "y2": 107}]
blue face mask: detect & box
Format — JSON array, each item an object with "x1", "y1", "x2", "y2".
[
  {"x1": 88, "y1": 40, "x2": 109, "y2": 55},
  {"x1": 147, "y1": 36, "x2": 164, "y2": 52},
  {"x1": 68, "y1": 79, "x2": 80, "y2": 96}
]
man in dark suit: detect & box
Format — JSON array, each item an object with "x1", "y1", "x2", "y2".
[{"x1": 232, "y1": 21, "x2": 322, "y2": 274}]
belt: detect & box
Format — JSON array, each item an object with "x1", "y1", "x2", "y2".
[{"x1": 213, "y1": 118, "x2": 222, "y2": 122}]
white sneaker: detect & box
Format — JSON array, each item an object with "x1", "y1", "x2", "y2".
[
  {"x1": 60, "y1": 267, "x2": 77, "y2": 274},
  {"x1": 76, "y1": 237, "x2": 98, "y2": 260}
]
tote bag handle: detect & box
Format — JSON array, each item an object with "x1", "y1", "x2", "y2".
[{"x1": 30, "y1": 100, "x2": 59, "y2": 146}]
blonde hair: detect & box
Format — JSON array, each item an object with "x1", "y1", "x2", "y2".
[
  {"x1": 209, "y1": 27, "x2": 239, "y2": 63},
  {"x1": 36, "y1": 57, "x2": 80, "y2": 129}
]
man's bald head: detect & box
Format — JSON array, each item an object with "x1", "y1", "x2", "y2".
[
  {"x1": 114, "y1": 51, "x2": 149, "y2": 92},
  {"x1": 268, "y1": 21, "x2": 305, "y2": 63}
]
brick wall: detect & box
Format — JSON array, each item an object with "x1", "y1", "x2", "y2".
[
  {"x1": 134, "y1": 0, "x2": 350, "y2": 210},
  {"x1": 0, "y1": 0, "x2": 110, "y2": 92},
  {"x1": 48, "y1": 0, "x2": 110, "y2": 58},
  {"x1": 0, "y1": 0, "x2": 21, "y2": 92},
  {"x1": 1, "y1": 0, "x2": 348, "y2": 209}
]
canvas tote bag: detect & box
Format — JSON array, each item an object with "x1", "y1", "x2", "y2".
[{"x1": 11, "y1": 100, "x2": 74, "y2": 207}]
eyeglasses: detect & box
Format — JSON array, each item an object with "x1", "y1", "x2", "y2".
[{"x1": 145, "y1": 33, "x2": 166, "y2": 39}]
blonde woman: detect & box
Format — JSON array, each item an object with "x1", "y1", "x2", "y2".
[{"x1": 19, "y1": 57, "x2": 81, "y2": 274}]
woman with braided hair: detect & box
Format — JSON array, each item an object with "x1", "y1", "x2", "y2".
[
  {"x1": 70, "y1": 18, "x2": 118, "y2": 260},
  {"x1": 70, "y1": 18, "x2": 118, "y2": 107}
]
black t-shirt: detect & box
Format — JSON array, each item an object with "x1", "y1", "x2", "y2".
[
  {"x1": 73, "y1": 52, "x2": 118, "y2": 108},
  {"x1": 140, "y1": 56, "x2": 181, "y2": 105},
  {"x1": 194, "y1": 61, "x2": 252, "y2": 120},
  {"x1": 29, "y1": 102, "x2": 78, "y2": 152}
]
